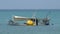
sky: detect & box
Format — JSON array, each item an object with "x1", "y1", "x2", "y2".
[{"x1": 0, "y1": 0, "x2": 60, "y2": 9}]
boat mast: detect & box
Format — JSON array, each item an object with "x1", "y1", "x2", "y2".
[{"x1": 32, "y1": 10, "x2": 38, "y2": 26}]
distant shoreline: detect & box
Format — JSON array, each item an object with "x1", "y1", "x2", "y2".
[{"x1": 0, "y1": 9, "x2": 60, "y2": 11}]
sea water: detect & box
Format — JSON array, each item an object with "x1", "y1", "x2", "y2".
[{"x1": 0, "y1": 9, "x2": 60, "y2": 34}]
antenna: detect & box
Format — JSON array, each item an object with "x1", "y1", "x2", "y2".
[
  {"x1": 46, "y1": 11, "x2": 51, "y2": 18},
  {"x1": 32, "y1": 11, "x2": 37, "y2": 18},
  {"x1": 45, "y1": 11, "x2": 52, "y2": 21}
]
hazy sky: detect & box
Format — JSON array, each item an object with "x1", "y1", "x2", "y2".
[{"x1": 0, "y1": 0, "x2": 60, "y2": 9}]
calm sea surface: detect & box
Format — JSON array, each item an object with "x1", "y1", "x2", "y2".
[{"x1": 0, "y1": 9, "x2": 60, "y2": 34}]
